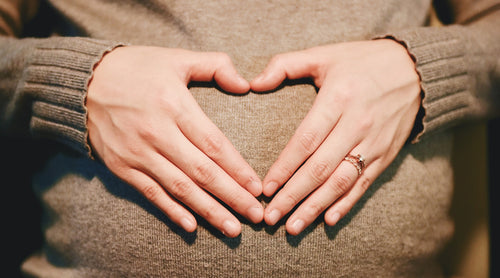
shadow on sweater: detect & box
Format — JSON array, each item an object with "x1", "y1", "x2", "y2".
[{"x1": 32, "y1": 125, "x2": 451, "y2": 255}]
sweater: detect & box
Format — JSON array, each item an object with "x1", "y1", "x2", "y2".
[{"x1": 1, "y1": 0, "x2": 499, "y2": 277}]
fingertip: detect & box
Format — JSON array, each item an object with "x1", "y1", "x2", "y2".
[
  {"x1": 234, "y1": 76, "x2": 251, "y2": 94},
  {"x1": 246, "y1": 178, "x2": 263, "y2": 197},
  {"x1": 249, "y1": 73, "x2": 265, "y2": 87},
  {"x1": 325, "y1": 211, "x2": 341, "y2": 226},
  {"x1": 250, "y1": 72, "x2": 281, "y2": 92},
  {"x1": 210, "y1": 58, "x2": 250, "y2": 94},
  {"x1": 180, "y1": 217, "x2": 197, "y2": 233},
  {"x1": 222, "y1": 219, "x2": 242, "y2": 238},
  {"x1": 262, "y1": 188, "x2": 274, "y2": 198},
  {"x1": 264, "y1": 208, "x2": 281, "y2": 226},
  {"x1": 247, "y1": 205, "x2": 264, "y2": 224},
  {"x1": 215, "y1": 73, "x2": 250, "y2": 94},
  {"x1": 286, "y1": 218, "x2": 305, "y2": 236},
  {"x1": 250, "y1": 60, "x2": 287, "y2": 92},
  {"x1": 262, "y1": 181, "x2": 279, "y2": 197}
]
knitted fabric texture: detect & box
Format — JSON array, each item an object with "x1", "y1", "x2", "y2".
[{"x1": 0, "y1": 0, "x2": 498, "y2": 277}]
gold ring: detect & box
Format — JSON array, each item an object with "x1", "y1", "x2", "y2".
[{"x1": 344, "y1": 154, "x2": 365, "y2": 175}]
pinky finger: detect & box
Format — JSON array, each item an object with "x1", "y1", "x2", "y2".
[
  {"x1": 125, "y1": 168, "x2": 198, "y2": 233},
  {"x1": 324, "y1": 161, "x2": 380, "y2": 226}
]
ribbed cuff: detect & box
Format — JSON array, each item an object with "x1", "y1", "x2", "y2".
[
  {"x1": 378, "y1": 26, "x2": 470, "y2": 143},
  {"x1": 22, "y1": 37, "x2": 123, "y2": 156}
]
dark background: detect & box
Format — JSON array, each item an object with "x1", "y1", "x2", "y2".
[
  {"x1": 1, "y1": 137, "x2": 47, "y2": 278},
  {"x1": 489, "y1": 118, "x2": 499, "y2": 278}
]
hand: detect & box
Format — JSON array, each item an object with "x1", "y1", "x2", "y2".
[
  {"x1": 251, "y1": 40, "x2": 421, "y2": 235},
  {"x1": 87, "y1": 46, "x2": 263, "y2": 238}
]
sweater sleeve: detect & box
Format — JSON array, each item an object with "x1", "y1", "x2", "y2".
[
  {"x1": 0, "y1": 1, "x2": 122, "y2": 156},
  {"x1": 381, "y1": 0, "x2": 500, "y2": 143}
]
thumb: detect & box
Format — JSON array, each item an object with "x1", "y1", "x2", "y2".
[
  {"x1": 187, "y1": 52, "x2": 250, "y2": 94},
  {"x1": 250, "y1": 50, "x2": 319, "y2": 92}
]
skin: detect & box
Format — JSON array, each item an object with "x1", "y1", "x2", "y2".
[
  {"x1": 87, "y1": 46, "x2": 264, "y2": 238},
  {"x1": 87, "y1": 39, "x2": 421, "y2": 237},
  {"x1": 251, "y1": 39, "x2": 421, "y2": 235}
]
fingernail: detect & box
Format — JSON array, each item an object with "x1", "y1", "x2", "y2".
[
  {"x1": 266, "y1": 209, "x2": 281, "y2": 225},
  {"x1": 247, "y1": 206, "x2": 264, "y2": 223},
  {"x1": 222, "y1": 220, "x2": 240, "y2": 237},
  {"x1": 247, "y1": 179, "x2": 262, "y2": 196},
  {"x1": 328, "y1": 212, "x2": 341, "y2": 226},
  {"x1": 292, "y1": 219, "x2": 305, "y2": 234},
  {"x1": 180, "y1": 217, "x2": 196, "y2": 232},
  {"x1": 264, "y1": 181, "x2": 279, "y2": 196}
]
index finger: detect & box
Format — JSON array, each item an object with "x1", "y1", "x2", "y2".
[
  {"x1": 262, "y1": 88, "x2": 341, "y2": 196},
  {"x1": 175, "y1": 92, "x2": 263, "y2": 197}
]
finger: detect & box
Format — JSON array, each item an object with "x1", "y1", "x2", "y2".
[
  {"x1": 176, "y1": 92, "x2": 263, "y2": 197},
  {"x1": 264, "y1": 117, "x2": 360, "y2": 226},
  {"x1": 262, "y1": 87, "x2": 341, "y2": 196},
  {"x1": 140, "y1": 152, "x2": 244, "y2": 237},
  {"x1": 285, "y1": 161, "x2": 359, "y2": 235},
  {"x1": 119, "y1": 168, "x2": 197, "y2": 233},
  {"x1": 324, "y1": 159, "x2": 381, "y2": 226},
  {"x1": 186, "y1": 52, "x2": 250, "y2": 94},
  {"x1": 250, "y1": 50, "x2": 319, "y2": 92},
  {"x1": 154, "y1": 124, "x2": 264, "y2": 224}
]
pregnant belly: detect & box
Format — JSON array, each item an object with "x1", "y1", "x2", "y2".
[
  {"x1": 191, "y1": 82, "x2": 317, "y2": 178},
  {"x1": 25, "y1": 84, "x2": 453, "y2": 277}
]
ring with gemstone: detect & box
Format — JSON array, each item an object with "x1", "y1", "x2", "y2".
[{"x1": 344, "y1": 154, "x2": 366, "y2": 175}]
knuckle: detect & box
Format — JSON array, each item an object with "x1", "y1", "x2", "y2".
[
  {"x1": 111, "y1": 167, "x2": 139, "y2": 188},
  {"x1": 162, "y1": 202, "x2": 179, "y2": 215},
  {"x1": 192, "y1": 162, "x2": 216, "y2": 187},
  {"x1": 201, "y1": 133, "x2": 224, "y2": 158},
  {"x1": 308, "y1": 161, "x2": 332, "y2": 184},
  {"x1": 328, "y1": 174, "x2": 354, "y2": 195},
  {"x1": 103, "y1": 152, "x2": 124, "y2": 171},
  {"x1": 269, "y1": 54, "x2": 285, "y2": 68},
  {"x1": 215, "y1": 52, "x2": 232, "y2": 65},
  {"x1": 199, "y1": 203, "x2": 219, "y2": 221},
  {"x1": 157, "y1": 90, "x2": 182, "y2": 118},
  {"x1": 110, "y1": 164, "x2": 128, "y2": 178},
  {"x1": 298, "y1": 131, "x2": 320, "y2": 155},
  {"x1": 283, "y1": 191, "x2": 301, "y2": 207},
  {"x1": 305, "y1": 203, "x2": 326, "y2": 219},
  {"x1": 358, "y1": 176, "x2": 372, "y2": 192},
  {"x1": 169, "y1": 178, "x2": 193, "y2": 200},
  {"x1": 273, "y1": 161, "x2": 296, "y2": 179},
  {"x1": 234, "y1": 165, "x2": 254, "y2": 182},
  {"x1": 141, "y1": 184, "x2": 163, "y2": 203},
  {"x1": 383, "y1": 138, "x2": 398, "y2": 155},
  {"x1": 221, "y1": 192, "x2": 241, "y2": 209},
  {"x1": 357, "y1": 114, "x2": 374, "y2": 134},
  {"x1": 330, "y1": 79, "x2": 359, "y2": 105},
  {"x1": 316, "y1": 103, "x2": 337, "y2": 124},
  {"x1": 137, "y1": 124, "x2": 156, "y2": 143},
  {"x1": 332, "y1": 89, "x2": 353, "y2": 106}
]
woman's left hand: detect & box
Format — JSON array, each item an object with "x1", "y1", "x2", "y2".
[{"x1": 250, "y1": 39, "x2": 421, "y2": 235}]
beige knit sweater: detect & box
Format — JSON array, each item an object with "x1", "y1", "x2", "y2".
[{"x1": 1, "y1": 0, "x2": 499, "y2": 277}]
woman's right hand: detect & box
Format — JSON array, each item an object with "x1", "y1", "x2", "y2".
[{"x1": 86, "y1": 46, "x2": 263, "y2": 238}]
